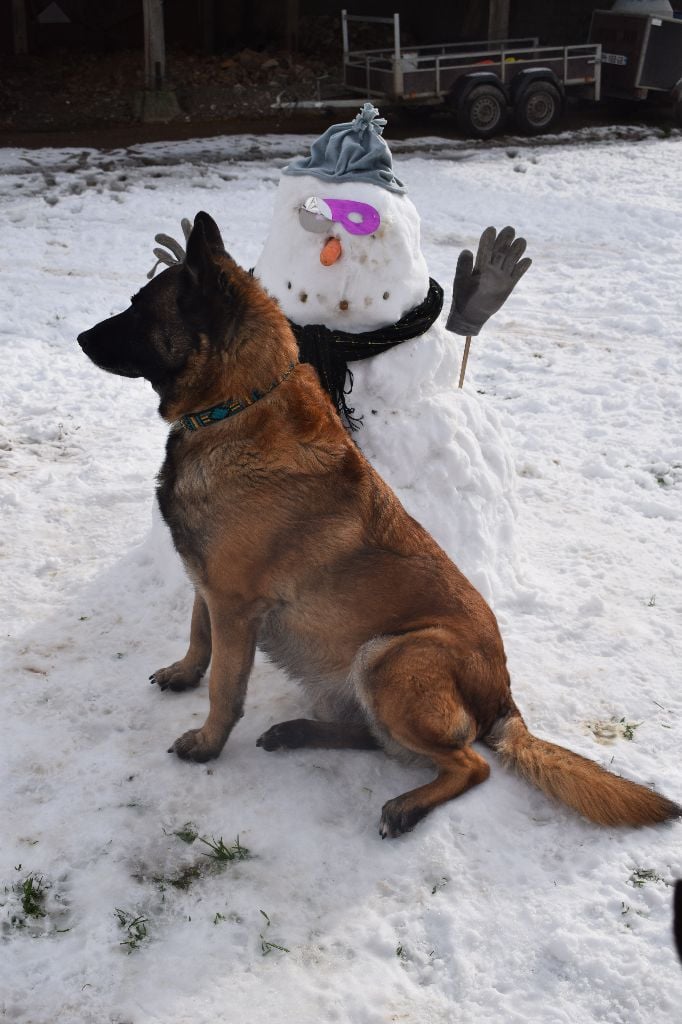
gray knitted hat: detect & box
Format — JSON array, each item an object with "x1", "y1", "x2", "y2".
[{"x1": 283, "y1": 103, "x2": 406, "y2": 193}]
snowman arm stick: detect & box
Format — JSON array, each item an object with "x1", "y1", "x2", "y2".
[{"x1": 457, "y1": 336, "x2": 472, "y2": 389}]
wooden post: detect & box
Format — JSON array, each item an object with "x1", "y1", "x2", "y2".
[
  {"x1": 488, "y1": 0, "x2": 510, "y2": 41},
  {"x1": 137, "y1": 0, "x2": 181, "y2": 121},
  {"x1": 12, "y1": 0, "x2": 28, "y2": 55},
  {"x1": 142, "y1": 0, "x2": 166, "y2": 90},
  {"x1": 458, "y1": 337, "x2": 473, "y2": 389}
]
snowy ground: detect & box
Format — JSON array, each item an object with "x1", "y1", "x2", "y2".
[{"x1": 1, "y1": 125, "x2": 681, "y2": 1023}]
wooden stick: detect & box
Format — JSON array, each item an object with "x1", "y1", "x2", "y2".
[{"x1": 458, "y1": 335, "x2": 472, "y2": 388}]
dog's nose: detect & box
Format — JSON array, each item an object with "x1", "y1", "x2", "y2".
[{"x1": 77, "y1": 331, "x2": 90, "y2": 351}]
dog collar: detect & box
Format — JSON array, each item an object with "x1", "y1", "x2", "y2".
[{"x1": 178, "y1": 361, "x2": 297, "y2": 432}]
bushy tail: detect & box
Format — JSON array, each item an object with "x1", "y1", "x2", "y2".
[{"x1": 486, "y1": 711, "x2": 680, "y2": 827}]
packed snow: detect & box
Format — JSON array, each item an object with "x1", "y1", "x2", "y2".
[{"x1": 1, "y1": 124, "x2": 681, "y2": 1024}]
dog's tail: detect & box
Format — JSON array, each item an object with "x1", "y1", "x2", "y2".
[{"x1": 485, "y1": 708, "x2": 680, "y2": 826}]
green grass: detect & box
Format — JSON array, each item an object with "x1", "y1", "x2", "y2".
[
  {"x1": 618, "y1": 717, "x2": 640, "y2": 741},
  {"x1": 16, "y1": 873, "x2": 48, "y2": 919},
  {"x1": 165, "y1": 821, "x2": 199, "y2": 845},
  {"x1": 154, "y1": 864, "x2": 203, "y2": 893},
  {"x1": 259, "y1": 909, "x2": 289, "y2": 956},
  {"x1": 198, "y1": 835, "x2": 250, "y2": 863},
  {"x1": 115, "y1": 908, "x2": 149, "y2": 952},
  {"x1": 629, "y1": 868, "x2": 664, "y2": 888}
]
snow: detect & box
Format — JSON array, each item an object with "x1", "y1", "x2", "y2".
[{"x1": 1, "y1": 125, "x2": 681, "y2": 1023}]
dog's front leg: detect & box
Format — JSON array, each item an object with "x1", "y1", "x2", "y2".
[
  {"x1": 169, "y1": 601, "x2": 256, "y2": 763},
  {"x1": 151, "y1": 590, "x2": 212, "y2": 692}
]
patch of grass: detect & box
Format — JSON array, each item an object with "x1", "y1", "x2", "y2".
[
  {"x1": 198, "y1": 835, "x2": 250, "y2": 863},
  {"x1": 629, "y1": 868, "x2": 664, "y2": 888},
  {"x1": 396, "y1": 944, "x2": 407, "y2": 961},
  {"x1": 17, "y1": 873, "x2": 48, "y2": 919},
  {"x1": 586, "y1": 716, "x2": 641, "y2": 743},
  {"x1": 259, "y1": 909, "x2": 289, "y2": 956},
  {"x1": 163, "y1": 821, "x2": 199, "y2": 845},
  {"x1": 154, "y1": 863, "x2": 203, "y2": 893},
  {"x1": 115, "y1": 908, "x2": 149, "y2": 952},
  {"x1": 619, "y1": 718, "x2": 640, "y2": 741}
]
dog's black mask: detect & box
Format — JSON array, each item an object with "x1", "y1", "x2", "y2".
[
  {"x1": 78, "y1": 212, "x2": 236, "y2": 393},
  {"x1": 77, "y1": 264, "x2": 199, "y2": 390}
]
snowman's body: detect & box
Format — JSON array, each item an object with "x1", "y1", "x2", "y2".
[{"x1": 256, "y1": 172, "x2": 520, "y2": 604}]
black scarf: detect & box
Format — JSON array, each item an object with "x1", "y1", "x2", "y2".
[{"x1": 288, "y1": 277, "x2": 444, "y2": 430}]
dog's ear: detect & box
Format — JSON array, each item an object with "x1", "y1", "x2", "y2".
[{"x1": 185, "y1": 212, "x2": 228, "y2": 294}]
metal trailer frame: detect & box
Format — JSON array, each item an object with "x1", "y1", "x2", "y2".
[{"x1": 341, "y1": 10, "x2": 602, "y2": 105}]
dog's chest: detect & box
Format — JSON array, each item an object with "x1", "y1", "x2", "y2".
[
  {"x1": 155, "y1": 432, "x2": 222, "y2": 568},
  {"x1": 156, "y1": 429, "x2": 268, "y2": 572}
]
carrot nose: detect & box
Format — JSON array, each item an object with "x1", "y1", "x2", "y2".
[{"x1": 320, "y1": 237, "x2": 342, "y2": 266}]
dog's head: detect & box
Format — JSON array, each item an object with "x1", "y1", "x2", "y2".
[{"x1": 78, "y1": 212, "x2": 293, "y2": 420}]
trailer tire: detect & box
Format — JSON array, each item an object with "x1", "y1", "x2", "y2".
[
  {"x1": 514, "y1": 81, "x2": 562, "y2": 135},
  {"x1": 457, "y1": 84, "x2": 507, "y2": 139},
  {"x1": 674, "y1": 97, "x2": 682, "y2": 128}
]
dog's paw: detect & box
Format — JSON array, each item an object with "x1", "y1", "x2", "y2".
[
  {"x1": 150, "y1": 661, "x2": 204, "y2": 693},
  {"x1": 379, "y1": 798, "x2": 428, "y2": 839},
  {"x1": 169, "y1": 728, "x2": 220, "y2": 762},
  {"x1": 256, "y1": 720, "x2": 307, "y2": 751}
]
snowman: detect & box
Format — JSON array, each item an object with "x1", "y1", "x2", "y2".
[
  {"x1": 255, "y1": 104, "x2": 529, "y2": 603},
  {"x1": 150, "y1": 104, "x2": 530, "y2": 604}
]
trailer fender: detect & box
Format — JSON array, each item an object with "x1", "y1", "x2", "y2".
[{"x1": 510, "y1": 68, "x2": 565, "y2": 104}]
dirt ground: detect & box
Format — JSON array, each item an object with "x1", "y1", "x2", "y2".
[
  {"x1": 0, "y1": 45, "x2": 352, "y2": 148},
  {"x1": 1, "y1": 44, "x2": 679, "y2": 150}
]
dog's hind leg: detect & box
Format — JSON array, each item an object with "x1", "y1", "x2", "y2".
[
  {"x1": 356, "y1": 632, "x2": 490, "y2": 838},
  {"x1": 150, "y1": 590, "x2": 212, "y2": 692},
  {"x1": 257, "y1": 719, "x2": 380, "y2": 751}
]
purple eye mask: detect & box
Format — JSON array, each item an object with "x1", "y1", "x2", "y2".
[{"x1": 299, "y1": 197, "x2": 381, "y2": 236}]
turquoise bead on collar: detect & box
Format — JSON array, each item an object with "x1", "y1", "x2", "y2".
[{"x1": 178, "y1": 361, "x2": 297, "y2": 432}]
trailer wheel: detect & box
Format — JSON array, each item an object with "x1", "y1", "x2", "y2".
[
  {"x1": 457, "y1": 84, "x2": 507, "y2": 139},
  {"x1": 514, "y1": 81, "x2": 562, "y2": 135},
  {"x1": 674, "y1": 97, "x2": 682, "y2": 128}
]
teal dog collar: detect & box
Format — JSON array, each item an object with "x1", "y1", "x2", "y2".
[{"x1": 179, "y1": 361, "x2": 297, "y2": 432}]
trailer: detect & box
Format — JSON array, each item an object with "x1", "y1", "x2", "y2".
[
  {"x1": 589, "y1": 4, "x2": 682, "y2": 121},
  {"x1": 341, "y1": 10, "x2": 603, "y2": 138},
  {"x1": 340, "y1": 5, "x2": 682, "y2": 138}
]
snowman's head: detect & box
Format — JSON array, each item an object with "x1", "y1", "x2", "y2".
[{"x1": 255, "y1": 105, "x2": 429, "y2": 332}]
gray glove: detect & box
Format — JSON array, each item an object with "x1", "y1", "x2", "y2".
[
  {"x1": 446, "y1": 225, "x2": 532, "y2": 337},
  {"x1": 147, "y1": 217, "x2": 192, "y2": 279}
]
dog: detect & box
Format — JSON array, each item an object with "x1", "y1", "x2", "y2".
[{"x1": 77, "y1": 211, "x2": 680, "y2": 838}]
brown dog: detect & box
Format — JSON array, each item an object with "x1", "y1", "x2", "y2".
[{"x1": 78, "y1": 212, "x2": 679, "y2": 837}]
